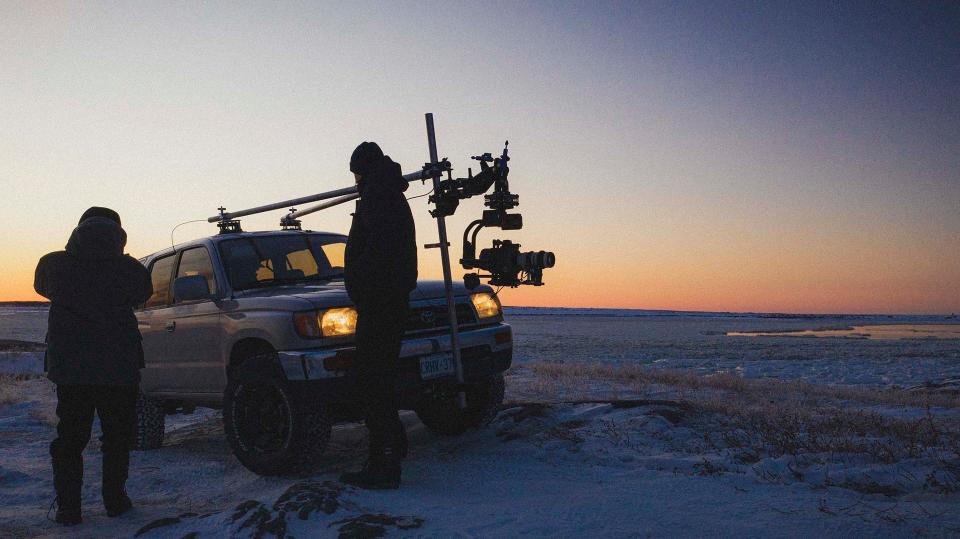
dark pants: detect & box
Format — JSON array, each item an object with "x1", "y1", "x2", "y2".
[
  {"x1": 50, "y1": 384, "x2": 138, "y2": 507},
  {"x1": 353, "y1": 292, "x2": 408, "y2": 459}
]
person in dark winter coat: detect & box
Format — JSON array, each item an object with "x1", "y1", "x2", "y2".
[
  {"x1": 34, "y1": 207, "x2": 153, "y2": 525},
  {"x1": 343, "y1": 142, "x2": 418, "y2": 305},
  {"x1": 340, "y1": 142, "x2": 417, "y2": 490}
]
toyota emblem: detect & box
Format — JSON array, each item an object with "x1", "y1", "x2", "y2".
[{"x1": 420, "y1": 310, "x2": 436, "y2": 326}]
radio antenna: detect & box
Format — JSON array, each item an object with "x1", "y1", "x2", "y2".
[{"x1": 170, "y1": 219, "x2": 207, "y2": 248}]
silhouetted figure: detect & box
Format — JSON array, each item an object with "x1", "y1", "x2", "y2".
[
  {"x1": 340, "y1": 142, "x2": 417, "y2": 489},
  {"x1": 34, "y1": 207, "x2": 152, "y2": 525}
]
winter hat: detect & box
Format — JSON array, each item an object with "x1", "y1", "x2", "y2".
[
  {"x1": 349, "y1": 141, "x2": 384, "y2": 176},
  {"x1": 79, "y1": 206, "x2": 121, "y2": 226}
]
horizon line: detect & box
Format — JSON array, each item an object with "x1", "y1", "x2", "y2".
[{"x1": 2, "y1": 300, "x2": 955, "y2": 318}]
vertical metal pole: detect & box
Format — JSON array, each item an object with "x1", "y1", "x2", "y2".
[{"x1": 425, "y1": 113, "x2": 468, "y2": 409}]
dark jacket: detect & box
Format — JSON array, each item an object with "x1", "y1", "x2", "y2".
[
  {"x1": 344, "y1": 155, "x2": 418, "y2": 307},
  {"x1": 34, "y1": 217, "x2": 153, "y2": 385}
]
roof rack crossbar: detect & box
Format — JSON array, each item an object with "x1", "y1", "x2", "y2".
[{"x1": 209, "y1": 169, "x2": 435, "y2": 224}]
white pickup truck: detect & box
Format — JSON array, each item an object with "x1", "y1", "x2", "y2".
[{"x1": 134, "y1": 229, "x2": 511, "y2": 475}]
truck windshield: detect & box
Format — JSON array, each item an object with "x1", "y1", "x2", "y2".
[{"x1": 218, "y1": 234, "x2": 346, "y2": 291}]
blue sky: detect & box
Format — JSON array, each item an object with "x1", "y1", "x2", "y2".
[{"x1": 1, "y1": 1, "x2": 957, "y2": 312}]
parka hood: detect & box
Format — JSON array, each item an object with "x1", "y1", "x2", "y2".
[
  {"x1": 65, "y1": 217, "x2": 127, "y2": 260},
  {"x1": 357, "y1": 155, "x2": 409, "y2": 197}
]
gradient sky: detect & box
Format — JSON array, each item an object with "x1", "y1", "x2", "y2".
[{"x1": 1, "y1": 1, "x2": 958, "y2": 313}]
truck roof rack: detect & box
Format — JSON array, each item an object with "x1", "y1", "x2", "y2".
[{"x1": 216, "y1": 220, "x2": 243, "y2": 234}]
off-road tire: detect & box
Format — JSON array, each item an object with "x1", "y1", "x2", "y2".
[
  {"x1": 415, "y1": 373, "x2": 505, "y2": 436},
  {"x1": 134, "y1": 391, "x2": 165, "y2": 450},
  {"x1": 223, "y1": 353, "x2": 332, "y2": 476}
]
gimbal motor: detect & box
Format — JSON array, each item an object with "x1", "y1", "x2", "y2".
[{"x1": 427, "y1": 142, "x2": 556, "y2": 289}]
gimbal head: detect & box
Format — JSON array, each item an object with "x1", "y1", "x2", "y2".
[
  {"x1": 428, "y1": 142, "x2": 518, "y2": 219},
  {"x1": 427, "y1": 141, "x2": 555, "y2": 289}
]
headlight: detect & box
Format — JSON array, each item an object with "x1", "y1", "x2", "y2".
[
  {"x1": 471, "y1": 292, "x2": 501, "y2": 319},
  {"x1": 294, "y1": 307, "x2": 358, "y2": 338},
  {"x1": 320, "y1": 307, "x2": 358, "y2": 337}
]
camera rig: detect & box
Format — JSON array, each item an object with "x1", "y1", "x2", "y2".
[
  {"x1": 207, "y1": 113, "x2": 555, "y2": 408},
  {"x1": 426, "y1": 141, "x2": 555, "y2": 289}
]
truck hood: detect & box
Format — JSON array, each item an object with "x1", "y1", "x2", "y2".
[
  {"x1": 233, "y1": 280, "x2": 488, "y2": 309},
  {"x1": 410, "y1": 280, "x2": 481, "y2": 301}
]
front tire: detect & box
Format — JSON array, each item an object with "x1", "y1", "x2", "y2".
[
  {"x1": 134, "y1": 391, "x2": 165, "y2": 450},
  {"x1": 223, "y1": 353, "x2": 332, "y2": 476},
  {"x1": 415, "y1": 373, "x2": 505, "y2": 436}
]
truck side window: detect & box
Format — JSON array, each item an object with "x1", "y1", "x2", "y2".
[
  {"x1": 219, "y1": 240, "x2": 262, "y2": 290},
  {"x1": 176, "y1": 247, "x2": 218, "y2": 297},
  {"x1": 145, "y1": 254, "x2": 177, "y2": 308}
]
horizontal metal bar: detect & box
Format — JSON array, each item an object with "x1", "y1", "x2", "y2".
[
  {"x1": 402, "y1": 169, "x2": 434, "y2": 182},
  {"x1": 285, "y1": 193, "x2": 360, "y2": 221},
  {"x1": 208, "y1": 185, "x2": 358, "y2": 222},
  {"x1": 209, "y1": 169, "x2": 435, "y2": 223}
]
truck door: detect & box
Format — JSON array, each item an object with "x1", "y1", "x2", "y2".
[
  {"x1": 138, "y1": 253, "x2": 178, "y2": 393},
  {"x1": 167, "y1": 246, "x2": 223, "y2": 394}
]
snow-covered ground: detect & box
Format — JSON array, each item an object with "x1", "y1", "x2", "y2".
[
  {"x1": 506, "y1": 308, "x2": 960, "y2": 387},
  {"x1": 1, "y1": 306, "x2": 958, "y2": 537},
  {"x1": 0, "y1": 306, "x2": 48, "y2": 344},
  {"x1": 1, "y1": 372, "x2": 958, "y2": 538}
]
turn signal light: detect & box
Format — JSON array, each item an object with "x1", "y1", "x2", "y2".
[{"x1": 293, "y1": 312, "x2": 321, "y2": 338}]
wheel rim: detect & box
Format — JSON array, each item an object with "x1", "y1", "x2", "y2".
[{"x1": 233, "y1": 382, "x2": 292, "y2": 454}]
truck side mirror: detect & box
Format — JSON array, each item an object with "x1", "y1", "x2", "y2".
[{"x1": 173, "y1": 275, "x2": 212, "y2": 303}]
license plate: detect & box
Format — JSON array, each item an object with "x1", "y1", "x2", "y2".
[{"x1": 419, "y1": 352, "x2": 456, "y2": 380}]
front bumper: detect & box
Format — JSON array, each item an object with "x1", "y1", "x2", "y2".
[{"x1": 277, "y1": 323, "x2": 512, "y2": 381}]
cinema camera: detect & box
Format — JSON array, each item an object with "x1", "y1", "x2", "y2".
[{"x1": 427, "y1": 141, "x2": 556, "y2": 289}]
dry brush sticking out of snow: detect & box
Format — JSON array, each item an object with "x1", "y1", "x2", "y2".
[
  {"x1": 526, "y1": 361, "x2": 960, "y2": 409},
  {"x1": 518, "y1": 361, "x2": 960, "y2": 510}
]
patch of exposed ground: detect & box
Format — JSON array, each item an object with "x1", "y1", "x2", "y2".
[
  {"x1": 135, "y1": 480, "x2": 423, "y2": 538},
  {"x1": 0, "y1": 341, "x2": 45, "y2": 353}
]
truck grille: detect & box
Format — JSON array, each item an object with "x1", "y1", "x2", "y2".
[{"x1": 406, "y1": 303, "x2": 476, "y2": 332}]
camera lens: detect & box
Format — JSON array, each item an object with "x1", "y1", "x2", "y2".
[
  {"x1": 516, "y1": 250, "x2": 556, "y2": 270},
  {"x1": 540, "y1": 251, "x2": 556, "y2": 268}
]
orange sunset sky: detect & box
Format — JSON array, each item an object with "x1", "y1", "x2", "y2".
[{"x1": 1, "y1": 3, "x2": 958, "y2": 314}]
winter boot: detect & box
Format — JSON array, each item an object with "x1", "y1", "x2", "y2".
[
  {"x1": 103, "y1": 485, "x2": 132, "y2": 517},
  {"x1": 53, "y1": 496, "x2": 82, "y2": 526},
  {"x1": 339, "y1": 445, "x2": 402, "y2": 490},
  {"x1": 52, "y1": 476, "x2": 82, "y2": 525},
  {"x1": 339, "y1": 460, "x2": 401, "y2": 490},
  {"x1": 51, "y1": 444, "x2": 83, "y2": 525},
  {"x1": 102, "y1": 450, "x2": 133, "y2": 517}
]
